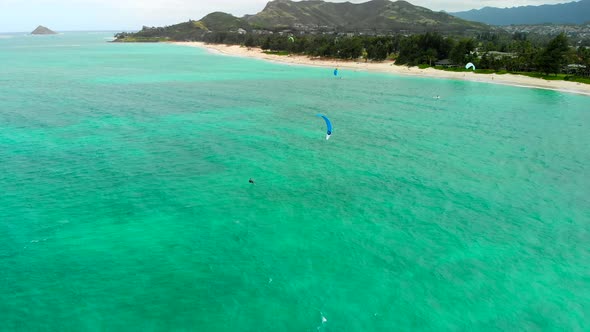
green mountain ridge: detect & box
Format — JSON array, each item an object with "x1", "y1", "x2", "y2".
[
  {"x1": 116, "y1": 0, "x2": 491, "y2": 42},
  {"x1": 246, "y1": 0, "x2": 487, "y2": 33},
  {"x1": 201, "y1": 12, "x2": 251, "y2": 32}
]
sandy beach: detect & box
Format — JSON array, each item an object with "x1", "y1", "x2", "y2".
[{"x1": 172, "y1": 41, "x2": 590, "y2": 96}]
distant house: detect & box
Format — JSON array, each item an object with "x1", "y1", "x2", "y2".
[
  {"x1": 566, "y1": 64, "x2": 588, "y2": 75},
  {"x1": 486, "y1": 51, "x2": 517, "y2": 58},
  {"x1": 435, "y1": 59, "x2": 457, "y2": 67},
  {"x1": 252, "y1": 29, "x2": 273, "y2": 35}
]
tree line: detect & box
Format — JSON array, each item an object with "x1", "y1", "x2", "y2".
[
  {"x1": 201, "y1": 31, "x2": 589, "y2": 76},
  {"x1": 116, "y1": 29, "x2": 590, "y2": 76}
]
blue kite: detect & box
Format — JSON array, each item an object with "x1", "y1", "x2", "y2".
[{"x1": 316, "y1": 114, "x2": 333, "y2": 140}]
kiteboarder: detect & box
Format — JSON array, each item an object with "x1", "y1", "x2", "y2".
[
  {"x1": 316, "y1": 114, "x2": 333, "y2": 140},
  {"x1": 249, "y1": 178, "x2": 255, "y2": 184}
]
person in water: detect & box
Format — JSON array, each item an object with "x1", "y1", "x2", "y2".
[{"x1": 249, "y1": 178, "x2": 255, "y2": 184}]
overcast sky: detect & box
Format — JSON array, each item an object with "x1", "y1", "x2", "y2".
[{"x1": 0, "y1": 0, "x2": 576, "y2": 32}]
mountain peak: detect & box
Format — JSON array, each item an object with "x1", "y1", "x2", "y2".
[{"x1": 248, "y1": 0, "x2": 487, "y2": 33}]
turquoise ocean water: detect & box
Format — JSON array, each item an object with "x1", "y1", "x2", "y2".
[{"x1": 1, "y1": 32, "x2": 589, "y2": 331}]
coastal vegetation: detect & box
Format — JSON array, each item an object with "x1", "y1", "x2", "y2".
[
  {"x1": 115, "y1": 28, "x2": 589, "y2": 82},
  {"x1": 196, "y1": 32, "x2": 589, "y2": 79}
]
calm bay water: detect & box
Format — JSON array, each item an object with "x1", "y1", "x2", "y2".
[{"x1": 0, "y1": 32, "x2": 589, "y2": 331}]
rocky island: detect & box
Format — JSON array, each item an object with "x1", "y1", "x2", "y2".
[{"x1": 31, "y1": 25, "x2": 57, "y2": 35}]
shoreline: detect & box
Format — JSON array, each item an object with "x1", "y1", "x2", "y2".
[{"x1": 172, "y1": 42, "x2": 590, "y2": 96}]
